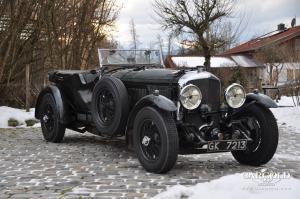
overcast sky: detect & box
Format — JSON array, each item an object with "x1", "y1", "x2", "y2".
[{"x1": 113, "y1": 0, "x2": 300, "y2": 49}]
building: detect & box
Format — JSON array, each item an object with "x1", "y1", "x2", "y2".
[
  {"x1": 165, "y1": 55, "x2": 264, "y2": 91},
  {"x1": 220, "y1": 23, "x2": 300, "y2": 87}
]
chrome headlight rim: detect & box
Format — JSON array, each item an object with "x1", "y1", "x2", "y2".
[
  {"x1": 179, "y1": 84, "x2": 202, "y2": 110},
  {"x1": 225, "y1": 83, "x2": 246, "y2": 109}
]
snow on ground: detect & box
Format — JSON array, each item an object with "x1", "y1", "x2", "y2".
[
  {"x1": 271, "y1": 107, "x2": 300, "y2": 132},
  {"x1": 274, "y1": 154, "x2": 300, "y2": 161},
  {"x1": 0, "y1": 106, "x2": 39, "y2": 128},
  {"x1": 271, "y1": 96, "x2": 300, "y2": 133},
  {"x1": 0, "y1": 96, "x2": 299, "y2": 132},
  {"x1": 276, "y1": 96, "x2": 298, "y2": 107},
  {"x1": 153, "y1": 173, "x2": 300, "y2": 199}
]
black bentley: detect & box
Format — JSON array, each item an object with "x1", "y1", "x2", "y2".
[{"x1": 35, "y1": 49, "x2": 278, "y2": 173}]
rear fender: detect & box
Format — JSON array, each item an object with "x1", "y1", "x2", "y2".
[
  {"x1": 35, "y1": 85, "x2": 68, "y2": 123},
  {"x1": 246, "y1": 93, "x2": 278, "y2": 108}
]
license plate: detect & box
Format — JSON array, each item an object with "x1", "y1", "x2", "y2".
[{"x1": 207, "y1": 140, "x2": 247, "y2": 152}]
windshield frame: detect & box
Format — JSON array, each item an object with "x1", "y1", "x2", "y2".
[{"x1": 98, "y1": 49, "x2": 164, "y2": 68}]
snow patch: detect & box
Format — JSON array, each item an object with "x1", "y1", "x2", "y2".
[
  {"x1": 271, "y1": 96, "x2": 300, "y2": 133},
  {"x1": 153, "y1": 173, "x2": 300, "y2": 199},
  {"x1": 271, "y1": 106, "x2": 300, "y2": 133},
  {"x1": 275, "y1": 154, "x2": 300, "y2": 161},
  {"x1": 0, "y1": 106, "x2": 39, "y2": 128},
  {"x1": 277, "y1": 96, "x2": 298, "y2": 107},
  {"x1": 171, "y1": 56, "x2": 237, "y2": 68}
]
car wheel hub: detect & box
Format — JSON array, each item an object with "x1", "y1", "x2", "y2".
[
  {"x1": 43, "y1": 115, "x2": 49, "y2": 123},
  {"x1": 142, "y1": 136, "x2": 151, "y2": 146}
]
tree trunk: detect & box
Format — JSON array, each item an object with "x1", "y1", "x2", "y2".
[
  {"x1": 203, "y1": 46, "x2": 211, "y2": 71},
  {"x1": 25, "y1": 65, "x2": 30, "y2": 112},
  {"x1": 268, "y1": 64, "x2": 274, "y2": 86},
  {"x1": 199, "y1": 35, "x2": 211, "y2": 71}
]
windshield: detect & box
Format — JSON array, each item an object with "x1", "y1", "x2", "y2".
[{"x1": 98, "y1": 49, "x2": 163, "y2": 67}]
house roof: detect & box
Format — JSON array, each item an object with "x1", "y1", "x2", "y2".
[
  {"x1": 166, "y1": 55, "x2": 264, "y2": 68},
  {"x1": 220, "y1": 25, "x2": 300, "y2": 56}
]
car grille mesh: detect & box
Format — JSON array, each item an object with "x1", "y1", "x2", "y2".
[
  {"x1": 127, "y1": 85, "x2": 175, "y2": 105},
  {"x1": 189, "y1": 79, "x2": 221, "y2": 111},
  {"x1": 126, "y1": 79, "x2": 220, "y2": 111}
]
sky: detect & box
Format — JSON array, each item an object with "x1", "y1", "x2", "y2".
[{"x1": 113, "y1": 0, "x2": 300, "y2": 49}]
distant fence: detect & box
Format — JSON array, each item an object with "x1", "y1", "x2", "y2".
[
  {"x1": 0, "y1": 65, "x2": 49, "y2": 109},
  {"x1": 0, "y1": 82, "x2": 42, "y2": 108},
  {"x1": 0, "y1": 66, "x2": 47, "y2": 108}
]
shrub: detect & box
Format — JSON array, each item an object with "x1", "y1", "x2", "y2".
[
  {"x1": 8, "y1": 118, "x2": 19, "y2": 127},
  {"x1": 25, "y1": 119, "x2": 38, "y2": 127}
]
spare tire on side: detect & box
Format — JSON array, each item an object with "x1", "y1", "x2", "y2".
[{"x1": 91, "y1": 76, "x2": 129, "y2": 137}]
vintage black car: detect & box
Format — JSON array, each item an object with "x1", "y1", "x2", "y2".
[{"x1": 35, "y1": 49, "x2": 279, "y2": 173}]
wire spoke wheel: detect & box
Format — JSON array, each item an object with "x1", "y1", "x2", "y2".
[
  {"x1": 133, "y1": 107, "x2": 178, "y2": 173},
  {"x1": 231, "y1": 104, "x2": 278, "y2": 166},
  {"x1": 43, "y1": 104, "x2": 55, "y2": 132},
  {"x1": 39, "y1": 93, "x2": 65, "y2": 143},
  {"x1": 97, "y1": 88, "x2": 116, "y2": 126},
  {"x1": 237, "y1": 116, "x2": 262, "y2": 153},
  {"x1": 91, "y1": 76, "x2": 129, "y2": 137},
  {"x1": 139, "y1": 120, "x2": 162, "y2": 161}
]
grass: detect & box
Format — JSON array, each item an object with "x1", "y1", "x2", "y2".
[
  {"x1": 60, "y1": 187, "x2": 73, "y2": 195},
  {"x1": 25, "y1": 119, "x2": 38, "y2": 127},
  {"x1": 8, "y1": 118, "x2": 19, "y2": 127}
]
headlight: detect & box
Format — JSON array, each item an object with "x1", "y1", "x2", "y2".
[
  {"x1": 180, "y1": 84, "x2": 202, "y2": 110},
  {"x1": 225, "y1": 83, "x2": 246, "y2": 108}
]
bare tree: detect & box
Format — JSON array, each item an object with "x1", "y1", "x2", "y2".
[
  {"x1": 156, "y1": 32, "x2": 174, "y2": 59},
  {"x1": 0, "y1": 0, "x2": 120, "y2": 106},
  {"x1": 43, "y1": 0, "x2": 120, "y2": 70},
  {"x1": 287, "y1": 52, "x2": 300, "y2": 107},
  {"x1": 129, "y1": 18, "x2": 139, "y2": 49},
  {"x1": 0, "y1": 0, "x2": 45, "y2": 84},
  {"x1": 167, "y1": 33, "x2": 174, "y2": 56},
  {"x1": 254, "y1": 44, "x2": 288, "y2": 86},
  {"x1": 156, "y1": 34, "x2": 164, "y2": 58},
  {"x1": 154, "y1": 0, "x2": 234, "y2": 70}
]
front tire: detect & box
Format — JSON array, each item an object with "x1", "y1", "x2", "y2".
[
  {"x1": 133, "y1": 107, "x2": 178, "y2": 173},
  {"x1": 40, "y1": 93, "x2": 66, "y2": 143},
  {"x1": 231, "y1": 104, "x2": 278, "y2": 166}
]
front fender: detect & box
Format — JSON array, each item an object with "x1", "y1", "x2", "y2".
[
  {"x1": 138, "y1": 94, "x2": 177, "y2": 112},
  {"x1": 35, "y1": 85, "x2": 67, "y2": 123},
  {"x1": 125, "y1": 94, "x2": 177, "y2": 150},
  {"x1": 246, "y1": 93, "x2": 278, "y2": 108},
  {"x1": 128, "y1": 94, "x2": 177, "y2": 124}
]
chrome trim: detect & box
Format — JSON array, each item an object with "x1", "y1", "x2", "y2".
[
  {"x1": 199, "y1": 121, "x2": 213, "y2": 132},
  {"x1": 178, "y1": 71, "x2": 219, "y2": 88},
  {"x1": 179, "y1": 84, "x2": 202, "y2": 110},
  {"x1": 176, "y1": 101, "x2": 182, "y2": 121},
  {"x1": 224, "y1": 83, "x2": 246, "y2": 108}
]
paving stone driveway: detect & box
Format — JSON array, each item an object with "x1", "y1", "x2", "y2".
[{"x1": 0, "y1": 125, "x2": 299, "y2": 199}]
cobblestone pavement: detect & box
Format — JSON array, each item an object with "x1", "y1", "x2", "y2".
[{"x1": 0, "y1": 125, "x2": 299, "y2": 199}]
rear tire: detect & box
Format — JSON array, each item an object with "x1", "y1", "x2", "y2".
[
  {"x1": 133, "y1": 107, "x2": 178, "y2": 173},
  {"x1": 231, "y1": 104, "x2": 278, "y2": 166},
  {"x1": 40, "y1": 93, "x2": 65, "y2": 143}
]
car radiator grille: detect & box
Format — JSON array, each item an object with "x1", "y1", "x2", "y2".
[
  {"x1": 189, "y1": 78, "x2": 221, "y2": 111},
  {"x1": 127, "y1": 86, "x2": 176, "y2": 106}
]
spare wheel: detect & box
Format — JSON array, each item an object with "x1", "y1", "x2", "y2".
[{"x1": 91, "y1": 76, "x2": 129, "y2": 136}]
